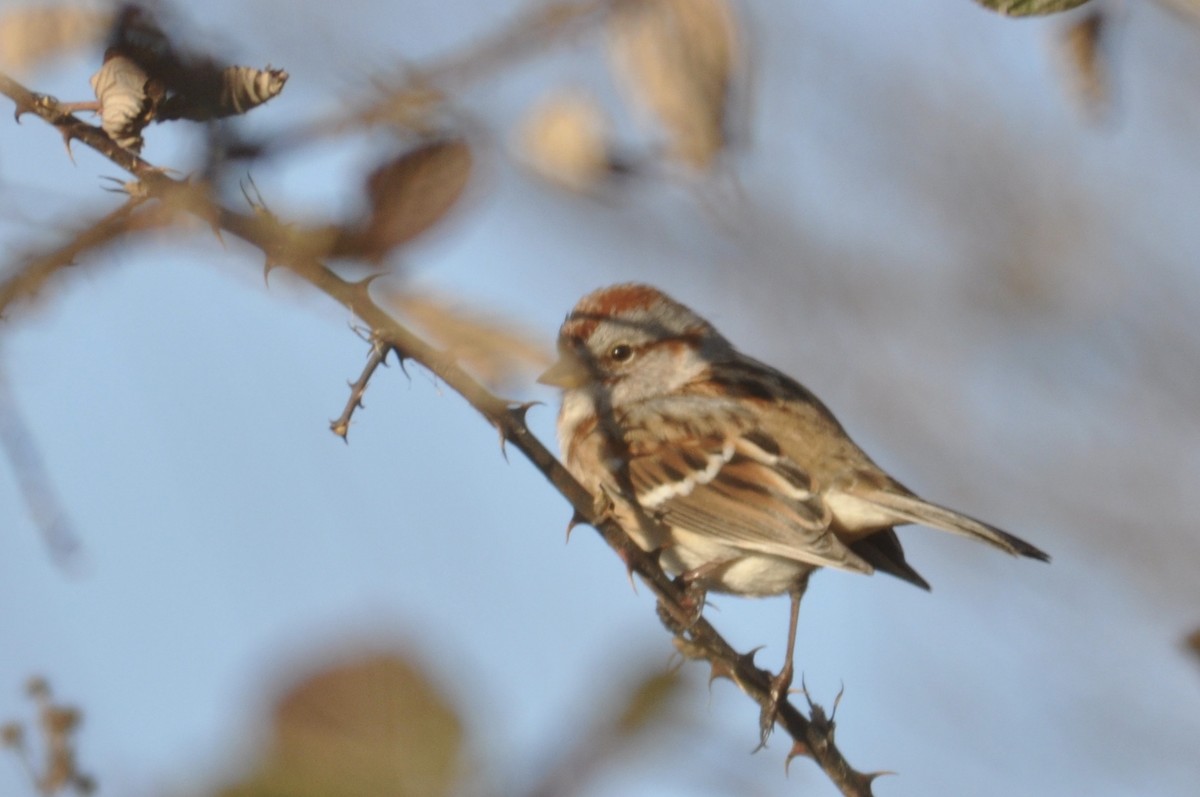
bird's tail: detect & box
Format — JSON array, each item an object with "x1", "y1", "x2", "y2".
[{"x1": 863, "y1": 490, "x2": 1050, "y2": 562}]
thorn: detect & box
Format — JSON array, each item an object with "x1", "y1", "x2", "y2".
[
  {"x1": 508, "y1": 400, "x2": 540, "y2": 424},
  {"x1": 241, "y1": 175, "x2": 266, "y2": 211},
  {"x1": 784, "y1": 739, "x2": 812, "y2": 775},
  {"x1": 263, "y1": 257, "x2": 280, "y2": 286},
  {"x1": 830, "y1": 681, "x2": 845, "y2": 722},
  {"x1": 349, "y1": 272, "x2": 385, "y2": 301},
  {"x1": 564, "y1": 510, "x2": 586, "y2": 542},
  {"x1": 610, "y1": 541, "x2": 640, "y2": 594},
  {"x1": 99, "y1": 175, "x2": 134, "y2": 194},
  {"x1": 799, "y1": 673, "x2": 815, "y2": 710},
  {"x1": 708, "y1": 657, "x2": 735, "y2": 687},
  {"x1": 60, "y1": 129, "x2": 77, "y2": 164},
  {"x1": 497, "y1": 425, "x2": 510, "y2": 462},
  {"x1": 737, "y1": 645, "x2": 765, "y2": 671}
]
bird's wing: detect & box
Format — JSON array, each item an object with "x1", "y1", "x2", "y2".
[{"x1": 625, "y1": 431, "x2": 872, "y2": 574}]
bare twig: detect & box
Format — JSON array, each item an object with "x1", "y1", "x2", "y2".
[
  {"x1": 0, "y1": 71, "x2": 878, "y2": 797},
  {"x1": 0, "y1": 365, "x2": 81, "y2": 568},
  {"x1": 331, "y1": 334, "x2": 394, "y2": 441}
]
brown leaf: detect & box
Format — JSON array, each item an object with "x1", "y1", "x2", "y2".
[
  {"x1": 332, "y1": 139, "x2": 472, "y2": 262},
  {"x1": 608, "y1": 0, "x2": 740, "y2": 170},
  {"x1": 156, "y1": 64, "x2": 288, "y2": 121},
  {"x1": 99, "y1": 4, "x2": 288, "y2": 127},
  {"x1": 221, "y1": 653, "x2": 463, "y2": 797},
  {"x1": 0, "y1": 7, "x2": 113, "y2": 72},
  {"x1": 89, "y1": 52, "x2": 159, "y2": 152}
]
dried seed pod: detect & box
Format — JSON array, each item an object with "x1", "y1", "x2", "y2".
[
  {"x1": 96, "y1": 3, "x2": 288, "y2": 129},
  {"x1": 608, "y1": 0, "x2": 740, "y2": 170},
  {"x1": 518, "y1": 90, "x2": 617, "y2": 193},
  {"x1": 157, "y1": 64, "x2": 288, "y2": 121},
  {"x1": 88, "y1": 51, "x2": 160, "y2": 152}
]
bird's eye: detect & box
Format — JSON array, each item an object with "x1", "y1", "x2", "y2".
[{"x1": 609, "y1": 344, "x2": 634, "y2": 362}]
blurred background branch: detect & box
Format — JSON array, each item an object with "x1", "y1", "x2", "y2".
[{"x1": 1, "y1": 1, "x2": 1198, "y2": 796}]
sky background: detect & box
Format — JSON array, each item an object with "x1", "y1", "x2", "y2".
[{"x1": 2, "y1": 1, "x2": 1200, "y2": 795}]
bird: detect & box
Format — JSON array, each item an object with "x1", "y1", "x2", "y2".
[{"x1": 537, "y1": 283, "x2": 1049, "y2": 740}]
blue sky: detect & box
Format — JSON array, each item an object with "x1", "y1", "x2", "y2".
[{"x1": 2, "y1": 1, "x2": 1200, "y2": 795}]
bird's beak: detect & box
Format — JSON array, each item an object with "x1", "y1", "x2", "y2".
[{"x1": 537, "y1": 348, "x2": 590, "y2": 389}]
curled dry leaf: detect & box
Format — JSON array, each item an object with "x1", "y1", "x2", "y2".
[
  {"x1": 90, "y1": 2, "x2": 287, "y2": 139},
  {"x1": 385, "y1": 290, "x2": 551, "y2": 389},
  {"x1": 331, "y1": 138, "x2": 472, "y2": 263},
  {"x1": 1056, "y1": 8, "x2": 1109, "y2": 120},
  {"x1": 975, "y1": 0, "x2": 1093, "y2": 15},
  {"x1": 608, "y1": 0, "x2": 740, "y2": 170},
  {"x1": 219, "y1": 653, "x2": 462, "y2": 797},
  {"x1": 518, "y1": 89, "x2": 617, "y2": 193},
  {"x1": 0, "y1": 6, "x2": 113, "y2": 72},
  {"x1": 156, "y1": 64, "x2": 288, "y2": 122},
  {"x1": 89, "y1": 52, "x2": 161, "y2": 152}
]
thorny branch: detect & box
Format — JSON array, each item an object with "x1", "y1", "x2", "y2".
[
  {"x1": 330, "y1": 334, "x2": 394, "y2": 441},
  {"x1": 0, "y1": 196, "x2": 172, "y2": 318},
  {"x1": 0, "y1": 73, "x2": 878, "y2": 797}
]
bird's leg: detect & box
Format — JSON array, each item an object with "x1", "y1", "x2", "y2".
[{"x1": 759, "y1": 572, "x2": 810, "y2": 747}]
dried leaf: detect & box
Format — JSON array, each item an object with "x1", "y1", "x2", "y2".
[
  {"x1": 385, "y1": 291, "x2": 551, "y2": 388},
  {"x1": 0, "y1": 7, "x2": 113, "y2": 72},
  {"x1": 97, "y1": 4, "x2": 287, "y2": 131},
  {"x1": 220, "y1": 653, "x2": 462, "y2": 797},
  {"x1": 975, "y1": 0, "x2": 1092, "y2": 15},
  {"x1": 331, "y1": 139, "x2": 472, "y2": 262},
  {"x1": 518, "y1": 90, "x2": 616, "y2": 192},
  {"x1": 156, "y1": 64, "x2": 288, "y2": 121},
  {"x1": 1056, "y1": 9, "x2": 1109, "y2": 119},
  {"x1": 608, "y1": 0, "x2": 740, "y2": 169},
  {"x1": 89, "y1": 52, "x2": 159, "y2": 152}
]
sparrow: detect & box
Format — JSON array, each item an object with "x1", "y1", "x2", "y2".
[{"x1": 538, "y1": 283, "x2": 1049, "y2": 739}]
